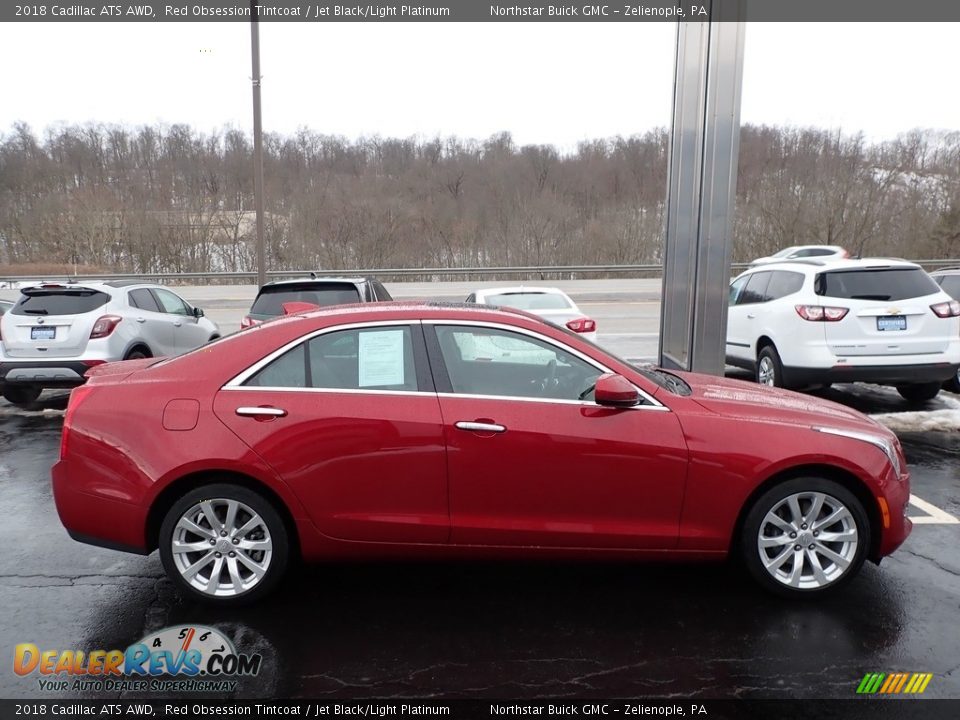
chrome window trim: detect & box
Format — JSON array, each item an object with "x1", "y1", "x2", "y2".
[
  {"x1": 223, "y1": 319, "x2": 424, "y2": 390},
  {"x1": 424, "y1": 318, "x2": 666, "y2": 411}
]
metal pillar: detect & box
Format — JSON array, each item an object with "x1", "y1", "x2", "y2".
[
  {"x1": 250, "y1": 3, "x2": 267, "y2": 288},
  {"x1": 659, "y1": 10, "x2": 746, "y2": 375}
]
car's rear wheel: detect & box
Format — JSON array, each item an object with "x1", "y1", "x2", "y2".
[
  {"x1": 944, "y1": 370, "x2": 960, "y2": 394},
  {"x1": 756, "y1": 345, "x2": 785, "y2": 388},
  {"x1": 2, "y1": 385, "x2": 42, "y2": 407},
  {"x1": 159, "y1": 483, "x2": 289, "y2": 605},
  {"x1": 896, "y1": 382, "x2": 941, "y2": 403},
  {"x1": 741, "y1": 478, "x2": 869, "y2": 597},
  {"x1": 124, "y1": 347, "x2": 151, "y2": 360}
]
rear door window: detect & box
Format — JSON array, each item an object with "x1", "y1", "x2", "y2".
[
  {"x1": 817, "y1": 268, "x2": 940, "y2": 301},
  {"x1": 12, "y1": 288, "x2": 110, "y2": 316},
  {"x1": 737, "y1": 272, "x2": 772, "y2": 305},
  {"x1": 129, "y1": 288, "x2": 162, "y2": 313},
  {"x1": 250, "y1": 283, "x2": 362, "y2": 316}
]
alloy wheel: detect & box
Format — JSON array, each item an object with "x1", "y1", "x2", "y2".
[
  {"x1": 757, "y1": 356, "x2": 776, "y2": 386},
  {"x1": 756, "y1": 491, "x2": 858, "y2": 590},
  {"x1": 170, "y1": 498, "x2": 273, "y2": 597}
]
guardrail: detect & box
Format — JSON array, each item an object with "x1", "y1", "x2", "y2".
[{"x1": 2, "y1": 259, "x2": 959, "y2": 286}]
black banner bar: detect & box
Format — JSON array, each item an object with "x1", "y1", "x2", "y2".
[
  {"x1": 2, "y1": 700, "x2": 960, "y2": 720},
  {"x1": 5, "y1": 1, "x2": 960, "y2": 23}
]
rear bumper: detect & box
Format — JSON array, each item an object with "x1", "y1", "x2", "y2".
[
  {"x1": 51, "y1": 460, "x2": 149, "y2": 554},
  {"x1": 783, "y1": 362, "x2": 959, "y2": 387},
  {"x1": 0, "y1": 361, "x2": 90, "y2": 388},
  {"x1": 0, "y1": 360, "x2": 91, "y2": 388}
]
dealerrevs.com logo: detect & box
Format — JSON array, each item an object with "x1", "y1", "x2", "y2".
[{"x1": 14, "y1": 625, "x2": 262, "y2": 693}]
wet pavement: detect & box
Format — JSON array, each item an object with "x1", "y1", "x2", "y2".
[{"x1": 1, "y1": 386, "x2": 958, "y2": 700}]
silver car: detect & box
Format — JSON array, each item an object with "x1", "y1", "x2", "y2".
[{"x1": 0, "y1": 280, "x2": 219, "y2": 406}]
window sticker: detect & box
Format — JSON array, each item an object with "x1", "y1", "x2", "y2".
[{"x1": 358, "y1": 330, "x2": 405, "y2": 387}]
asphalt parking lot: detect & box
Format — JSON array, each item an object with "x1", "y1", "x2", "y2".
[{"x1": 1, "y1": 282, "x2": 959, "y2": 700}]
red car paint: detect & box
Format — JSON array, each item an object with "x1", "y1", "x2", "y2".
[{"x1": 52, "y1": 303, "x2": 911, "y2": 565}]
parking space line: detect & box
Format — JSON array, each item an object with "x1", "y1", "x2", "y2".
[{"x1": 908, "y1": 494, "x2": 960, "y2": 525}]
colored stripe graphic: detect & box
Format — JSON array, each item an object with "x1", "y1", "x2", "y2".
[{"x1": 857, "y1": 672, "x2": 932, "y2": 694}]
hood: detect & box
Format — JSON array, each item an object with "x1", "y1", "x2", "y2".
[{"x1": 677, "y1": 370, "x2": 890, "y2": 435}]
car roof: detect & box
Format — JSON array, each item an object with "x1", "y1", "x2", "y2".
[
  {"x1": 261, "y1": 276, "x2": 373, "y2": 289},
  {"x1": 475, "y1": 286, "x2": 567, "y2": 296},
  {"x1": 930, "y1": 267, "x2": 960, "y2": 276},
  {"x1": 276, "y1": 300, "x2": 547, "y2": 326},
  {"x1": 742, "y1": 257, "x2": 921, "y2": 274}
]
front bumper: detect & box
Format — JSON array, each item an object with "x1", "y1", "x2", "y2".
[{"x1": 875, "y1": 470, "x2": 912, "y2": 559}]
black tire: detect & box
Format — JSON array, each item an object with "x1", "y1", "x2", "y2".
[
  {"x1": 159, "y1": 483, "x2": 289, "y2": 606},
  {"x1": 896, "y1": 382, "x2": 941, "y2": 403},
  {"x1": 208, "y1": 335, "x2": 220, "y2": 343},
  {"x1": 124, "y1": 347, "x2": 151, "y2": 360},
  {"x1": 740, "y1": 477, "x2": 870, "y2": 598},
  {"x1": 2, "y1": 385, "x2": 42, "y2": 407},
  {"x1": 941, "y1": 370, "x2": 960, "y2": 394},
  {"x1": 756, "y1": 344, "x2": 786, "y2": 388}
]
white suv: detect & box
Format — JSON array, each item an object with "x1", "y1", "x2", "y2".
[
  {"x1": 0, "y1": 280, "x2": 219, "y2": 406},
  {"x1": 727, "y1": 258, "x2": 960, "y2": 401}
]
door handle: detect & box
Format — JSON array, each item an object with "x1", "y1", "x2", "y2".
[
  {"x1": 236, "y1": 406, "x2": 287, "y2": 418},
  {"x1": 135, "y1": 317, "x2": 146, "y2": 324},
  {"x1": 174, "y1": 321, "x2": 182, "y2": 327},
  {"x1": 455, "y1": 421, "x2": 506, "y2": 433},
  {"x1": 747, "y1": 313, "x2": 756, "y2": 319}
]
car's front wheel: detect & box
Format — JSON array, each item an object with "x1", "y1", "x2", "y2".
[
  {"x1": 944, "y1": 369, "x2": 960, "y2": 394},
  {"x1": 159, "y1": 483, "x2": 289, "y2": 605},
  {"x1": 2, "y1": 385, "x2": 42, "y2": 407},
  {"x1": 896, "y1": 382, "x2": 941, "y2": 403},
  {"x1": 741, "y1": 478, "x2": 869, "y2": 597}
]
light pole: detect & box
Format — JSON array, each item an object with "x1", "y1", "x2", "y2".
[{"x1": 250, "y1": 1, "x2": 266, "y2": 288}]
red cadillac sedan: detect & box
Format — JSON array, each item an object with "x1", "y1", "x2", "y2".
[{"x1": 52, "y1": 303, "x2": 912, "y2": 605}]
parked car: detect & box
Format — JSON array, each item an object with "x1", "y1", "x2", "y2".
[
  {"x1": 727, "y1": 258, "x2": 960, "y2": 402},
  {"x1": 242, "y1": 276, "x2": 392, "y2": 328},
  {"x1": 54, "y1": 302, "x2": 911, "y2": 605},
  {"x1": 0, "y1": 280, "x2": 219, "y2": 406},
  {"x1": 929, "y1": 267, "x2": 960, "y2": 392},
  {"x1": 749, "y1": 245, "x2": 848, "y2": 268},
  {"x1": 466, "y1": 286, "x2": 598, "y2": 341}
]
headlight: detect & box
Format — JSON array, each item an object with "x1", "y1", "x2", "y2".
[{"x1": 813, "y1": 426, "x2": 905, "y2": 479}]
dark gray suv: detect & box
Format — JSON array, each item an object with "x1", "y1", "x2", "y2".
[{"x1": 241, "y1": 276, "x2": 393, "y2": 328}]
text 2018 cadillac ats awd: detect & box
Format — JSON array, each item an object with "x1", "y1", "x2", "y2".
[{"x1": 52, "y1": 303, "x2": 911, "y2": 604}]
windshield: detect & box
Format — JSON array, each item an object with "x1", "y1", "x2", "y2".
[
  {"x1": 250, "y1": 283, "x2": 361, "y2": 316},
  {"x1": 486, "y1": 292, "x2": 572, "y2": 310}
]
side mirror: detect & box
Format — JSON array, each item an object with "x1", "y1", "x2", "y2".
[
  {"x1": 192, "y1": 307, "x2": 204, "y2": 318},
  {"x1": 594, "y1": 373, "x2": 640, "y2": 408}
]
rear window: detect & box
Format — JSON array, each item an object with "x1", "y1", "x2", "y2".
[
  {"x1": 486, "y1": 293, "x2": 572, "y2": 310},
  {"x1": 12, "y1": 288, "x2": 110, "y2": 316},
  {"x1": 250, "y1": 283, "x2": 361, "y2": 316},
  {"x1": 816, "y1": 268, "x2": 939, "y2": 301}
]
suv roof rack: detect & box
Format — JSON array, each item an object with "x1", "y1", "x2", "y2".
[{"x1": 103, "y1": 279, "x2": 150, "y2": 288}]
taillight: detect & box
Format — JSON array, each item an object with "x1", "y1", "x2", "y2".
[
  {"x1": 89, "y1": 315, "x2": 122, "y2": 339},
  {"x1": 60, "y1": 385, "x2": 94, "y2": 460},
  {"x1": 930, "y1": 300, "x2": 960, "y2": 318},
  {"x1": 240, "y1": 316, "x2": 257, "y2": 329},
  {"x1": 795, "y1": 305, "x2": 849, "y2": 322},
  {"x1": 566, "y1": 317, "x2": 597, "y2": 333}
]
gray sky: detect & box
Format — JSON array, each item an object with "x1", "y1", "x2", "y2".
[{"x1": 2, "y1": 22, "x2": 959, "y2": 147}]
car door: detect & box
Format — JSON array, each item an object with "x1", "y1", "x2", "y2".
[
  {"x1": 151, "y1": 287, "x2": 207, "y2": 352},
  {"x1": 425, "y1": 321, "x2": 689, "y2": 549},
  {"x1": 725, "y1": 275, "x2": 751, "y2": 362},
  {"x1": 213, "y1": 322, "x2": 449, "y2": 544},
  {"x1": 726, "y1": 271, "x2": 772, "y2": 363},
  {"x1": 127, "y1": 288, "x2": 176, "y2": 356}
]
